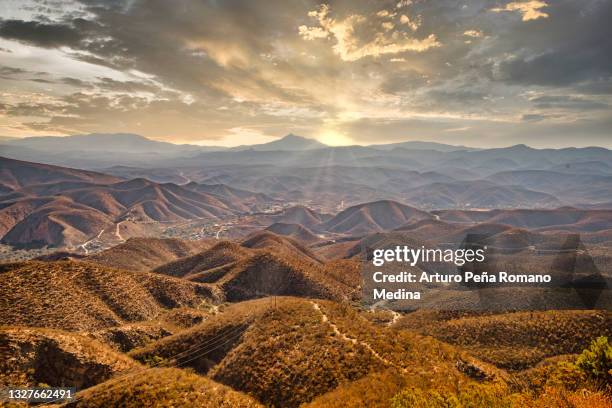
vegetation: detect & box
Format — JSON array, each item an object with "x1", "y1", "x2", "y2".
[
  {"x1": 390, "y1": 384, "x2": 612, "y2": 408},
  {"x1": 574, "y1": 336, "x2": 612, "y2": 389},
  {"x1": 65, "y1": 368, "x2": 262, "y2": 407},
  {"x1": 396, "y1": 310, "x2": 612, "y2": 370}
]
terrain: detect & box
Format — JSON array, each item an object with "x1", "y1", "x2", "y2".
[{"x1": 1, "y1": 137, "x2": 611, "y2": 407}]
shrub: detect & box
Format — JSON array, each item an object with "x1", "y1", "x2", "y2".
[{"x1": 574, "y1": 336, "x2": 612, "y2": 388}]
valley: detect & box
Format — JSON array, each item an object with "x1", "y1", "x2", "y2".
[{"x1": 1, "y1": 136, "x2": 611, "y2": 407}]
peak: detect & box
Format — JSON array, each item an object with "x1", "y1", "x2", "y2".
[
  {"x1": 507, "y1": 144, "x2": 532, "y2": 150},
  {"x1": 282, "y1": 133, "x2": 303, "y2": 140}
]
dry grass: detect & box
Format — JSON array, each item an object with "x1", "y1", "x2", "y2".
[
  {"x1": 0, "y1": 260, "x2": 214, "y2": 331},
  {"x1": 396, "y1": 310, "x2": 612, "y2": 370},
  {"x1": 64, "y1": 368, "x2": 262, "y2": 407},
  {"x1": 88, "y1": 237, "x2": 213, "y2": 271},
  {"x1": 0, "y1": 326, "x2": 138, "y2": 389}
]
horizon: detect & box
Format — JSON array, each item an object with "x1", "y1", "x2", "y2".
[
  {"x1": 0, "y1": 0, "x2": 611, "y2": 148},
  {"x1": 2, "y1": 132, "x2": 611, "y2": 150}
]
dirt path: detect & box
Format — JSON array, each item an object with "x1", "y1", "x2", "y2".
[
  {"x1": 388, "y1": 310, "x2": 401, "y2": 326},
  {"x1": 79, "y1": 228, "x2": 105, "y2": 255},
  {"x1": 310, "y1": 301, "x2": 405, "y2": 372},
  {"x1": 115, "y1": 221, "x2": 126, "y2": 242}
]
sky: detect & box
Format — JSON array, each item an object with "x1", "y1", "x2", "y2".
[{"x1": 0, "y1": 0, "x2": 610, "y2": 148}]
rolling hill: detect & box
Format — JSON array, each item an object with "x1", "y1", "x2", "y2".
[
  {"x1": 0, "y1": 261, "x2": 215, "y2": 331},
  {"x1": 271, "y1": 205, "x2": 330, "y2": 227},
  {"x1": 0, "y1": 156, "x2": 121, "y2": 193},
  {"x1": 322, "y1": 200, "x2": 433, "y2": 234},
  {"x1": 0, "y1": 158, "x2": 259, "y2": 248},
  {"x1": 87, "y1": 237, "x2": 214, "y2": 271},
  {"x1": 0, "y1": 326, "x2": 138, "y2": 389},
  {"x1": 265, "y1": 222, "x2": 320, "y2": 243},
  {"x1": 403, "y1": 180, "x2": 562, "y2": 209},
  {"x1": 130, "y1": 297, "x2": 502, "y2": 408},
  {"x1": 435, "y1": 208, "x2": 612, "y2": 232},
  {"x1": 65, "y1": 368, "x2": 263, "y2": 407}
]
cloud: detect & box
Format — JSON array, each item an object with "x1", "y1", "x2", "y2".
[
  {"x1": 491, "y1": 1, "x2": 549, "y2": 21},
  {"x1": 298, "y1": 25, "x2": 328, "y2": 40},
  {"x1": 529, "y1": 95, "x2": 609, "y2": 110},
  {"x1": 463, "y1": 30, "x2": 482, "y2": 38},
  {"x1": 299, "y1": 4, "x2": 440, "y2": 62},
  {"x1": 399, "y1": 14, "x2": 420, "y2": 31},
  {"x1": 0, "y1": 19, "x2": 87, "y2": 48},
  {"x1": 0, "y1": 0, "x2": 610, "y2": 147}
]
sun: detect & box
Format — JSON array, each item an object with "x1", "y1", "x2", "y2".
[{"x1": 316, "y1": 130, "x2": 354, "y2": 146}]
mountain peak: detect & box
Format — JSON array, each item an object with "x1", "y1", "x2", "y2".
[{"x1": 235, "y1": 133, "x2": 327, "y2": 151}]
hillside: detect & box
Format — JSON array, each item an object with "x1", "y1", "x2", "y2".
[
  {"x1": 272, "y1": 205, "x2": 330, "y2": 226},
  {"x1": 131, "y1": 297, "x2": 502, "y2": 408},
  {"x1": 394, "y1": 309, "x2": 612, "y2": 370},
  {"x1": 241, "y1": 231, "x2": 321, "y2": 262},
  {"x1": 0, "y1": 156, "x2": 121, "y2": 193},
  {"x1": 65, "y1": 368, "x2": 262, "y2": 407},
  {"x1": 436, "y1": 208, "x2": 612, "y2": 232},
  {"x1": 0, "y1": 158, "x2": 258, "y2": 247},
  {"x1": 217, "y1": 252, "x2": 343, "y2": 302},
  {"x1": 0, "y1": 326, "x2": 138, "y2": 389},
  {"x1": 322, "y1": 200, "x2": 432, "y2": 234},
  {"x1": 0, "y1": 261, "x2": 214, "y2": 331},
  {"x1": 184, "y1": 182, "x2": 273, "y2": 210},
  {"x1": 87, "y1": 237, "x2": 214, "y2": 271},
  {"x1": 153, "y1": 241, "x2": 252, "y2": 278},
  {"x1": 265, "y1": 222, "x2": 320, "y2": 243},
  {"x1": 403, "y1": 180, "x2": 562, "y2": 209}
]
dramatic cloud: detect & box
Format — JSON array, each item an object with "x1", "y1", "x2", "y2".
[
  {"x1": 491, "y1": 1, "x2": 549, "y2": 21},
  {"x1": 298, "y1": 4, "x2": 440, "y2": 62},
  {"x1": 0, "y1": 0, "x2": 610, "y2": 147}
]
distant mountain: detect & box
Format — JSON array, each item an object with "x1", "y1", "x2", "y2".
[
  {"x1": 435, "y1": 208, "x2": 612, "y2": 232},
  {"x1": 369, "y1": 140, "x2": 477, "y2": 152},
  {"x1": 0, "y1": 133, "x2": 226, "y2": 168},
  {"x1": 3, "y1": 133, "x2": 223, "y2": 154},
  {"x1": 322, "y1": 200, "x2": 433, "y2": 234},
  {"x1": 184, "y1": 182, "x2": 274, "y2": 211},
  {"x1": 231, "y1": 134, "x2": 327, "y2": 151},
  {"x1": 403, "y1": 180, "x2": 562, "y2": 210}
]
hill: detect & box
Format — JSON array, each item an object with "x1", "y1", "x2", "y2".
[
  {"x1": 0, "y1": 156, "x2": 121, "y2": 193},
  {"x1": 403, "y1": 180, "x2": 562, "y2": 209},
  {"x1": 435, "y1": 208, "x2": 612, "y2": 232},
  {"x1": 184, "y1": 182, "x2": 273, "y2": 210},
  {"x1": 265, "y1": 222, "x2": 319, "y2": 243},
  {"x1": 65, "y1": 368, "x2": 262, "y2": 407},
  {"x1": 394, "y1": 310, "x2": 612, "y2": 371},
  {"x1": 153, "y1": 241, "x2": 252, "y2": 278},
  {"x1": 217, "y1": 252, "x2": 343, "y2": 302},
  {"x1": 272, "y1": 205, "x2": 330, "y2": 226},
  {"x1": 0, "y1": 326, "x2": 138, "y2": 389},
  {"x1": 241, "y1": 231, "x2": 321, "y2": 262},
  {"x1": 87, "y1": 237, "x2": 214, "y2": 271},
  {"x1": 322, "y1": 200, "x2": 432, "y2": 234},
  {"x1": 0, "y1": 260, "x2": 214, "y2": 331},
  {"x1": 0, "y1": 158, "x2": 256, "y2": 247},
  {"x1": 131, "y1": 297, "x2": 501, "y2": 408}
]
